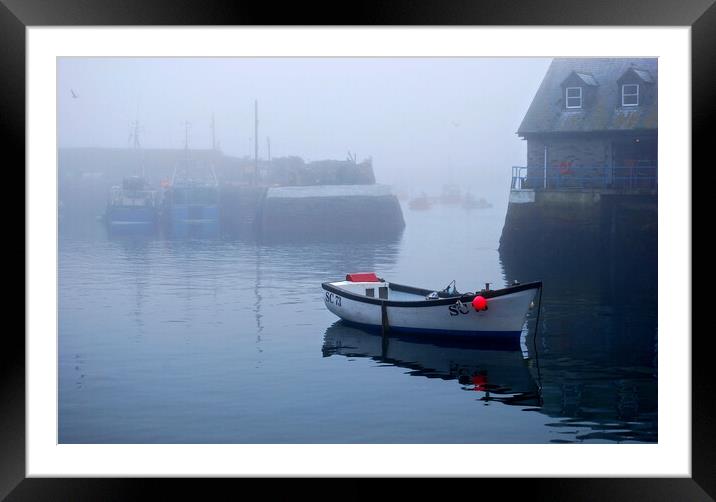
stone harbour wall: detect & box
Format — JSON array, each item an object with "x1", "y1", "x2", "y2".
[{"x1": 258, "y1": 185, "x2": 405, "y2": 242}]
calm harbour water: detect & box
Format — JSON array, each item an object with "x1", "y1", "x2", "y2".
[{"x1": 59, "y1": 201, "x2": 657, "y2": 443}]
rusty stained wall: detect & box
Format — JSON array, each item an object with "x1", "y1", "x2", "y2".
[{"x1": 524, "y1": 135, "x2": 613, "y2": 189}]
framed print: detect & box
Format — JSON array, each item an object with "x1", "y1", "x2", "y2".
[{"x1": 6, "y1": 0, "x2": 711, "y2": 499}]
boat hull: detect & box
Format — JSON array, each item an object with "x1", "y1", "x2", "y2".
[
  {"x1": 322, "y1": 282, "x2": 539, "y2": 338},
  {"x1": 165, "y1": 204, "x2": 220, "y2": 238},
  {"x1": 106, "y1": 205, "x2": 158, "y2": 234},
  {"x1": 168, "y1": 204, "x2": 219, "y2": 225}
]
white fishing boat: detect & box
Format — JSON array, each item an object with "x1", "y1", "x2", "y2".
[{"x1": 322, "y1": 273, "x2": 541, "y2": 338}]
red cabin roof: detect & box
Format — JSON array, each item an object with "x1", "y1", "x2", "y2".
[{"x1": 346, "y1": 272, "x2": 380, "y2": 282}]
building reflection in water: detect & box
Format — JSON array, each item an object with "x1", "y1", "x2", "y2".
[{"x1": 499, "y1": 229, "x2": 657, "y2": 443}]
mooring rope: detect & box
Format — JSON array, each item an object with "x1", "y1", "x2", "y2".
[
  {"x1": 381, "y1": 301, "x2": 390, "y2": 336},
  {"x1": 532, "y1": 284, "x2": 544, "y2": 405}
]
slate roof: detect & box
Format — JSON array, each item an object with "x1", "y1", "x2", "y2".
[
  {"x1": 574, "y1": 72, "x2": 599, "y2": 86},
  {"x1": 518, "y1": 58, "x2": 657, "y2": 136},
  {"x1": 630, "y1": 68, "x2": 655, "y2": 83}
]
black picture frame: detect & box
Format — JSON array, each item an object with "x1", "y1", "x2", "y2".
[{"x1": 6, "y1": 0, "x2": 709, "y2": 498}]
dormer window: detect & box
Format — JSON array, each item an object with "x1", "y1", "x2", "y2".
[
  {"x1": 561, "y1": 71, "x2": 597, "y2": 110},
  {"x1": 566, "y1": 87, "x2": 582, "y2": 109},
  {"x1": 622, "y1": 84, "x2": 639, "y2": 106}
]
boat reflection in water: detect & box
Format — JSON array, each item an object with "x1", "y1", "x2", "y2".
[
  {"x1": 165, "y1": 216, "x2": 220, "y2": 239},
  {"x1": 499, "y1": 218, "x2": 658, "y2": 442},
  {"x1": 322, "y1": 321, "x2": 542, "y2": 407}
]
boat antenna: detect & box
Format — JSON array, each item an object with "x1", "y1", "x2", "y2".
[
  {"x1": 254, "y1": 99, "x2": 259, "y2": 186},
  {"x1": 134, "y1": 99, "x2": 144, "y2": 178},
  {"x1": 129, "y1": 119, "x2": 144, "y2": 179},
  {"x1": 131, "y1": 120, "x2": 141, "y2": 149},
  {"x1": 173, "y1": 121, "x2": 190, "y2": 184},
  {"x1": 211, "y1": 113, "x2": 216, "y2": 151},
  {"x1": 209, "y1": 115, "x2": 218, "y2": 186},
  {"x1": 184, "y1": 120, "x2": 191, "y2": 168}
]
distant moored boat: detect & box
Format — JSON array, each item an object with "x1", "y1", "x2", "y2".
[
  {"x1": 162, "y1": 124, "x2": 221, "y2": 238},
  {"x1": 439, "y1": 184, "x2": 463, "y2": 205},
  {"x1": 103, "y1": 121, "x2": 160, "y2": 234},
  {"x1": 408, "y1": 192, "x2": 432, "y2": 210},
  {"x1": 462, "y1": 192, "x2": 492, "y2": 210},
  {"x1": 104, "y1": 175, "x2": 160, "y2": 232}
]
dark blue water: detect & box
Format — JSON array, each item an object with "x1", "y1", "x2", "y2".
[{"x1": 59, "y1": 202, "x2": 657, "y2": 443}]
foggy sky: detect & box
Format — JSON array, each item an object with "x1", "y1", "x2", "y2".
[{"x1": 58, "y1": 57, "x2": 551, "y2": 199}]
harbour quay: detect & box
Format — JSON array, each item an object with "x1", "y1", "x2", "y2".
[
  {"x1": 500, "y1": 58, "x2": 657, "y2": 283},
  {"x1": 58, "y1": 147, "x2": 405, "y2": 241}
]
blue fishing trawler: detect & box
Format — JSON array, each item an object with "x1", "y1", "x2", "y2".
[
  {"x1": 103, "y1": 122, "x2": 160, "y2": 234},
  {"x1": 162, "y1": 127, "x2": 220, "y2": 238},
  {"x1": 164, "y1": 176, "x2": 220, "y2": 238},
  {"x1": 105, "y1": 175, "x2": 160, "y2": 233}
]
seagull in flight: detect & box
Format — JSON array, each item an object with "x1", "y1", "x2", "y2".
[{"x1": 70, "y1": 89, "x2": 79, "y2": 99}]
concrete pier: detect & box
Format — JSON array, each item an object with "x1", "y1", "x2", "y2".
[
  {"x1": 257, "y1": 184, "x2": 405, "y2": 241},
  {"x1": 219, "y1": 185, "x2": 268, "y2": 237},
  {"x1": 500, "y1": 190, "x2": 656, "y2": 258},
  {"x1": 499, "y1": 188, "x2": 657, "y2": 299},
  {"x1": 219, "y1": 184, "x2": 405, "y2": 240}
]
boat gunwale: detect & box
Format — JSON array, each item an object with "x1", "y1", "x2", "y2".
[{"x1": 322, "y1": 280, "x2": 542, "y2": 308}]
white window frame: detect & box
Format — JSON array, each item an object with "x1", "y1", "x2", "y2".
[
  {"x1": 565, "y1": 87, "x2": 582, "y2": 109},
  {"x1": 622, "y1": 84, "x2": 639, "y2": 106}
]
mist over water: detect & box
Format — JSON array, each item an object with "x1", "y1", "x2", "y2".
[{"x1": 58, "y1": 57, "x2": 550, "y2": 197}]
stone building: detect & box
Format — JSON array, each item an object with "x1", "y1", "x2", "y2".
[{"x1": 516, "y1": 58, "x2": 657, "y2": 192}]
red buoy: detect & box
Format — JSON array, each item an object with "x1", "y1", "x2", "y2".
[{"x1": 472, "y1": 295, "x2": 488, "y2": 311}]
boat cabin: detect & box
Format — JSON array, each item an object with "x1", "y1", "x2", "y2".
[{"x1": 109, "y1": 176, "x2": 159, "y2": 207}]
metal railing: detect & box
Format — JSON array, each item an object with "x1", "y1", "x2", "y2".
[{"x1": 511, "y1": 165, "x2": 658, "y2": 192}]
